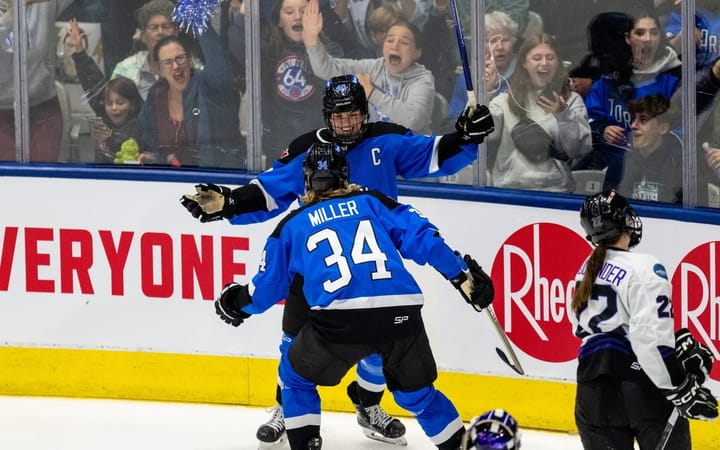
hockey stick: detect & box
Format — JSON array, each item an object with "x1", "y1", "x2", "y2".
[
  {"x1": 479, "y1": 305, "x2": 525, "y2": 375},
  {"x1": 654, "y1": 407, "x2": 680, "y2": 450},
  {"x1": 449, "y1": 0, "x2": 476, "y2": 107}
]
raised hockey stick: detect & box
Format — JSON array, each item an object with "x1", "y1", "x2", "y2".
[
  {"x1": 654, "y1": 407, "x2": 680, "y2": 450},
  {"x1": 479, "y1": 305, "x2": 525, "y2": 375},
  {"x1": 449, "y1": 0, "x2": 476, "y2": 107}
]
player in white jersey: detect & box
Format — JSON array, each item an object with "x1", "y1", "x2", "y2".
[{"x1": 570, "y1": 190, "x2": 717, "y2": 450}]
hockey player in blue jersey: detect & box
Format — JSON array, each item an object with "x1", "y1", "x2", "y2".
[
  {"x1": 213, "y1": 143, "x2": 495, "y2": 450},
  {"x1": 181, "y1": 74, "x2": 494, "y2": 447}
]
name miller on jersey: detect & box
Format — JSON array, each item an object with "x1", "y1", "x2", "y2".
[{"x1": 307, "y1": 200, "x2": 360, "y2": 226}]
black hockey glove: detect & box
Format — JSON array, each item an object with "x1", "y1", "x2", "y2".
[
  {"x1": 180, "y1": 183, "x2": 237, "y2": 223},
  {"x1": 455, "y1": 104, "x2": 494, "y2": 144},
  {"x1": 450, "y1": 254, "x2": 495, "y2": 311},
  {"x1": 675, "y1": 328, "x2": 715, "y2": 384},
  {"x1": 664, "y1": 373, "x2": 718, "y2": 421},
  {"x1": 215, "y1": 282, "x2": 252, "y2": 327}
]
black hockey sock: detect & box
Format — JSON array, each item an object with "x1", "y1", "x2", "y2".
[
  {"x1": 286, "y1": 425, "x2": 320, "y2": 450},
  {"x1": 347, "y1": 380, "x2": 383, "y2": 406},
  {"x1": 276, "y1": 384, "x2": 282, "y2": 406},
  {"x1": 436, "y1": 426, "x2": 465, "y2": 450}
]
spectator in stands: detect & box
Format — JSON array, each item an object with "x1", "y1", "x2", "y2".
[
  {"x1": 616, "y1": 94, "x2": 682, "y2": 204},
  {"x1": 423, "y1": 2, "x2": 526, "y2": 131},
  {"x1": 484, "y1": 11, "x2": 521, "y2": 99},
  {"x1": 0, "y1": 0, "x2": 74, "y2": 163},
  {"x1": 111, "y1": 0, "x2": 177, "y2": 100},
  {"x1": 58, "y1": 0, "x2": 148, "y2": 75},
  {"x1": 138, "y1": 22, "x2": 242, "y2": 168},
  {"x1": 366, "y1": 3, "x2": 403, "y2": 57},
  {"x1": 229, "y1": 0, "x2": 345, "y2": 166},
  {"x1": 486, "y1": 33, "x2": 592, "y2": 192},
  {"x1": 567, "y1": 11, "x2": 634, "y2": 99},
  {"x1": 696, "y1": 58, "x2": 720, "y2": 208},
  {"x1": 488, "y1": 0, "x2": 529, "y2": 38},
  {"x1": 581, "y1": 10, "x2": 681, "y2": 189},
  {"x1": 419, "y1": 0, "x2": 458, "y2": 109},
  {"x1": 327, "y1": 0, "x2": 432, "y2": 58},
  {"x1": 304, "y1": 0, "x2": 435, "y2": 134},
  {"x1": 663, "y1": 0, "x2": 720, "y2": 73},
  {"x1": 530, "y1": 0, "x2": 656, "y2": 70},
  {"x1": 66, "y1": 18, "x2": 144, "y2": 164}
]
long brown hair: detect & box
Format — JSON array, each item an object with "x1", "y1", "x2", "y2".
[
  {"x1": 507, "y1": 33, "x2": 569, "y2": 119},
  {"x1": 572, "y1": 245, "x2": 606, "y2": 313},
  {"x1": 572, "y1": 233, "x2": 625, "y2": 313}
]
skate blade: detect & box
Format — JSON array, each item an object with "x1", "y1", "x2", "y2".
[
  {"x1": 362, "y1": 428, "x2": 408, "y2": 446},
  {"x1": 257, "y1": 433, "x2": 287, "y2": 449}
]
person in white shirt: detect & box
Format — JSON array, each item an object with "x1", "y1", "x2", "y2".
[{"x1": 111, "y1": 0, "x2": 177, "y2": 100}]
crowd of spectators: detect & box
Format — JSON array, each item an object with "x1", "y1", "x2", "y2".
[{"x1": 1, "y1": 0, "x2": 719, "y2": 207}]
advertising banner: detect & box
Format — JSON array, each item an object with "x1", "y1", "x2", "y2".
[{"x1": 1, "y1": 177, "x2": 718, "y2": 390}]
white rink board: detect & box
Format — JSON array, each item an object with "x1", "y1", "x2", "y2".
[{"x1": 0, "y1": 176, "x2": 718, "y2": 390}]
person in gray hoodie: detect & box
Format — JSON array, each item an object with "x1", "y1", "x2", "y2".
[
  {"x1": 303, "y1": 0, "x2": 434, "y2": 135},
  {"x1": 0, "y1": 0, "x2": 73, "y2": 162}
]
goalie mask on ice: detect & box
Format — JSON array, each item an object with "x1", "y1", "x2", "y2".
[
  {"x1": 461, "y1": 409, "x2": 521, "y2": 450},
  {"x1": 303, "y1": 143, "x2": 349, "y2": 193}
]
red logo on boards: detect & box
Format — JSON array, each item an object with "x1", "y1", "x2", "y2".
[
  {"x1": 490, "y1": 223, "x2": 591, "y2": 363},
  {"x1": 671, "y1": 241, "x2": 720, "y2": 382}
]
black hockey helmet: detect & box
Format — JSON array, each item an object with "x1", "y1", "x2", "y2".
[
  {"x1": 303, "y1": 142, "x2": 349, "y2": 193},
  {"x1": 461, "y1": 409, "x2": 521, "y2": 450},
  {"x1": 322, "y1": 75, "x2": 369, "y2": 145},
  {"x1": 580, "y1": 190, "x2": 642, "y2": 248}
]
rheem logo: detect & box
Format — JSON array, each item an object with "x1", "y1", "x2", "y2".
[
  {"x1": 490, "y1": 223, "x2": 591, "y2": 362},
  {"x1": 671, "y1": 241, "x2": 720, "y2": 382}
]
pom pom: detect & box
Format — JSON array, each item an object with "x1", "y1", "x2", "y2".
[{"x1": 172, "y1": 0, "x2": 221, "y2": 37}]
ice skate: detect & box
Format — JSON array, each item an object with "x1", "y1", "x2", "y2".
[
  {"x1": 256, "y1": 405, "x2": 286, "y2": 449},
  {"x1": 353, "y1": 403, "x2": 408, "y2": 446},
  {"x1": 346, "y1": 381, "x2": 407, "y2": 446}
]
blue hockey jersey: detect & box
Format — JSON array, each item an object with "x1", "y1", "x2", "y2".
[
  {"x1": 585, "y1": 72, "x2": 680, "y2": 137},
  {"x1": 228, "y1": 123, "x2": 477, "y2": 225},
  {"x1": 241, "y1": 189, "x2": 467, "y2": 343}
]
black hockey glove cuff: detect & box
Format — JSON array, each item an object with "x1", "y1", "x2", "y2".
[
  {"x1": 450, "y1": 254, "x2": 495, "y2": 311},
  {"x1": 180, "y1": 183, "x2": 237, "y2": 223},
  {"x1": 675, "y1": 328, "x2": 715, "y2": 384},
  {"x1": 664, "y1": 373, "x2": 718, "y2": 421},
  {"x1": 455, "y1": 104, "x2": 494, "y2": 144},
  {"x1": 215, "y1": 282, "x2": 252, "y2": 327}
]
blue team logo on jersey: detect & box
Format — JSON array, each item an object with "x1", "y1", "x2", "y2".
[
  {"x1": 275, "y1": 55, "x2": 315, "y2": 102},
  {"x1": 653, "y1": 263, "x2": 668, "y2": 280}
]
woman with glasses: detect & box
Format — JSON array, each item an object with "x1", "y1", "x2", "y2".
[
  {"x1": 138, "y1": 20, "x2": 242, "y2": 168},
  {"x1": 111, "y1": 0, "x2": 178, "y2": 100}
]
